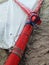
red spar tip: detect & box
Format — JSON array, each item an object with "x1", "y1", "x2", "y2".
[
  {"x1": 14, "y1": 0, "x2": 43, "y2": 16},
  {"x1": 14, "y1": 0, "x2": 32, "y2": 16},
  {"x1": 35, "y1": 0, "x2": 43, "y2": 12}
]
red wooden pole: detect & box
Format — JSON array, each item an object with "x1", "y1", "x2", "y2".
[{"x1": 4, "y1": 0, "x2": 43, "y2": 65}]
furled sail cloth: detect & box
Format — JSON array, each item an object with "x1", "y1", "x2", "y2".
[{"x1": 0, "y1": 0, "x2": 38, "y2": 49}]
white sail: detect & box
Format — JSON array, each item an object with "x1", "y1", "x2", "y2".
[{"x1": 0, "y1": 0, "x2": 38, "y2": 49}]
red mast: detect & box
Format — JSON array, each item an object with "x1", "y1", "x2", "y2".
[{"x1": 4, "y1": 0, "x2": 43, "y2": 65}]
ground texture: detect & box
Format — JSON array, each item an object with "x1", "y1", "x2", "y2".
[{"x1": 0, "y1": 0, "x2": 49, "y2": 65}]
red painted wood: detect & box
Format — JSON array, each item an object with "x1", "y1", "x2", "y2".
[{"x1": 4, "y1": 0, "x2": 43, "y2": 65}]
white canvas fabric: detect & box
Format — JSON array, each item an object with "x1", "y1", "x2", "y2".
[{"x1": 0, "y1": 0, "x2": 38, "y2": 49}]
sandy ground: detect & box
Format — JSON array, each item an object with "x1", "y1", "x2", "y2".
[{"x1": 0, "y1": 0, "x2": 49, "y2": 65}]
